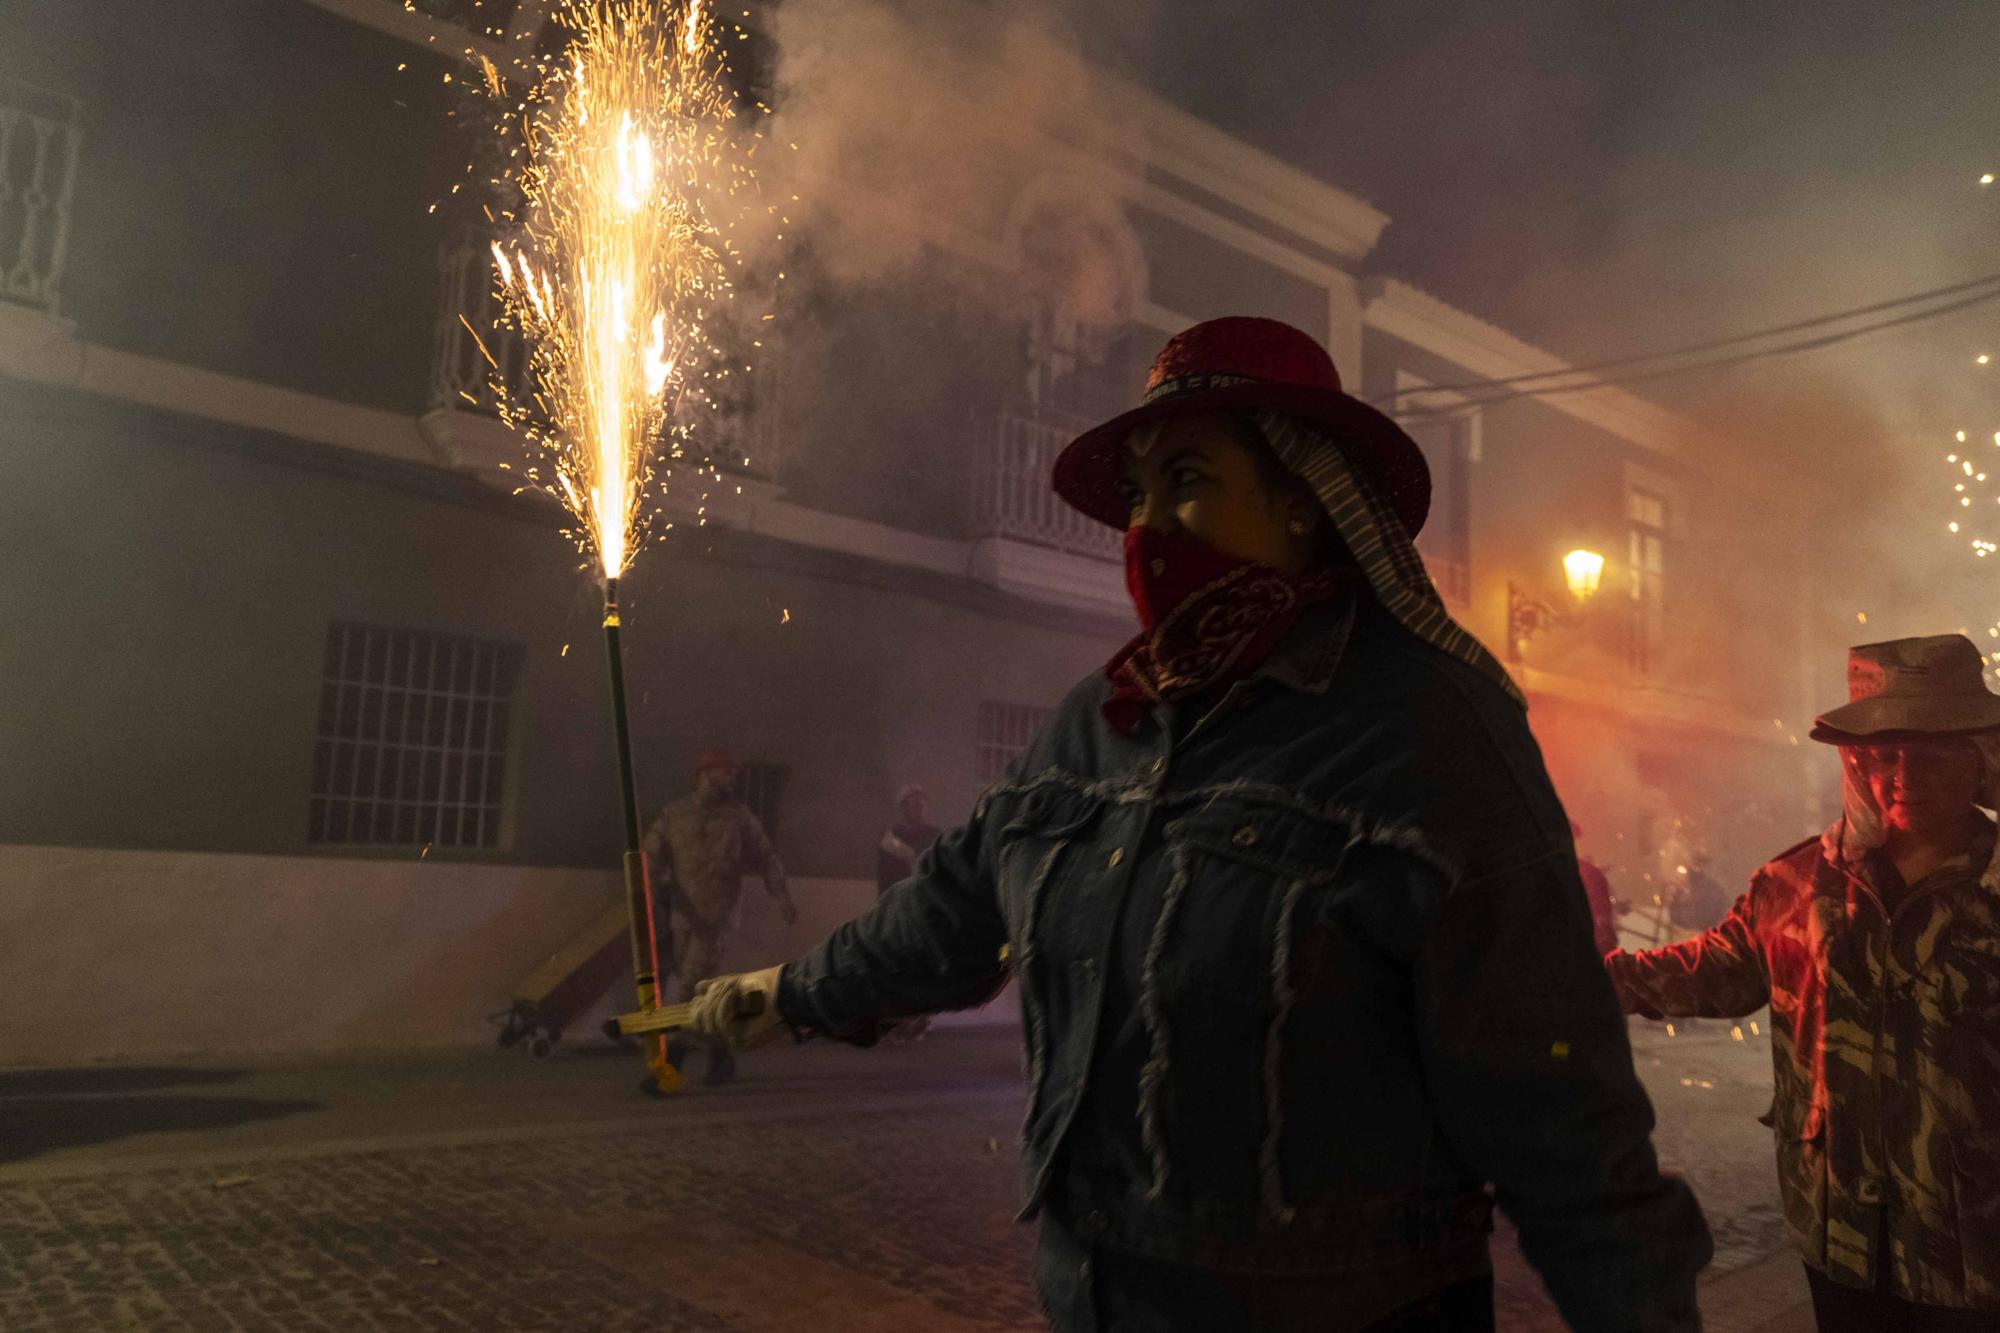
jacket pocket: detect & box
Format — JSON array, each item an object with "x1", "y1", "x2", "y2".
[
  {"x1": 1950, "y1": 1135, "x2": 2000, "y2": 1306},
  {"x1": 1774, "y1": 1120, "x2": 1828, "y2": 1268},
  {"x1": 994, "y1": 785, "x2": 1103, "y2": 1135},
  {"x1": 996, "y1": 785, "x2": 1103, "y2": 956}
]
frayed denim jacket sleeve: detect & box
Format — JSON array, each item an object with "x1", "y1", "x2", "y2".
[
  {"x1": 1415, "y1": 847, "x2": 1710, "y2": 1333},
  {"x1": 777, "y1": 798, "x2": 1011, "y2": 1045}
]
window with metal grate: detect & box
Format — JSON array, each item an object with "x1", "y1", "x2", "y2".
[
  {"x1": 308, "y1": 622, "x2": 525, "y2": 851},
  {"x1": 976, "y1": 702, "x2": 1054, "y2": 785}
]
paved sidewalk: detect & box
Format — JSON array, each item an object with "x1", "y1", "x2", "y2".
[{"x1": 0, "y1": 1021, "x2": 1812, "y2": 1330}]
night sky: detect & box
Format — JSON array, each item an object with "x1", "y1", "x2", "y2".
[{"x1": 1068, "y1": 0, "x2": 2000, "y2": 642}]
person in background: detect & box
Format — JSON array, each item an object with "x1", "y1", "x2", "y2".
[
  {"x1": 1668, "y1": 850, "x2": 1728, "y2": 935},
  {"x1": 877, "y1": 783, "x2": 941, "y2": 896},
  {"x1": 1605, "y1": 635, "x2": 2000, "y2": 1331},
  {"x1": 644, "y1": 747, "x2": 796, "y2": 1087},
  {"x1": 683, "y1": 317, "x2": 1709, "y2": 1331},
  {"x1": 1571, "y1": 819, "x2": 1624, "y2": 956}
]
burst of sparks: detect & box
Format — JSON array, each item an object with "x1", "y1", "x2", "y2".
[
  {"x1": 481, "y1": 0, "x2": 752, "y2": 578},
  {"x1": 1940, "y1": 430, "x2": 2000, "y2": 664}
]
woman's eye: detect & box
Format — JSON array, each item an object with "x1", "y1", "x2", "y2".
[{"x1": 1169, "y1": 466, "x2": 1205, "y2": 489}]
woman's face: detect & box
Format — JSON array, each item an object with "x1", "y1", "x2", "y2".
[
  {"x1": 1119, "y1": 414, "x2": 1318, "y2": 572},
  {"x1": 1850, "y1": 737, "x2": 1982, "y2": 840}
]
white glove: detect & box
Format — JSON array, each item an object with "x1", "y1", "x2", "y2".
[{"x1": 688, "y1": 965, "x2": 787, "y2": 1050}]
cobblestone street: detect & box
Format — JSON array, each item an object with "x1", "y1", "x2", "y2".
[{"x1": 0, "y1": 1022, "x2": 1810, "y2": 1331}]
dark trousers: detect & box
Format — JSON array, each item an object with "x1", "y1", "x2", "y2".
[
  {"x1": 1804, "y1": 1264, "x2": 2000, "y2": 1332},
  {"x1": 1034, "y1": 1219, "x2": 1494, "y2": 1333}
]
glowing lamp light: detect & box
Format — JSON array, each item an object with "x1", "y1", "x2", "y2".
[{"x1": 1562, "y1": 548, "x2": 1606, "y2": 603}]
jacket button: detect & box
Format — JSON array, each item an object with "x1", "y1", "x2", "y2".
[
  {"x1": 1857, "y1": 1178, "x2": 1885, "y2": 1205},
  {"x1": 1107, "y1": 848, "x2": 1124, "y2": 868},
  {"x1": 1232, "y1": 825, "x2": 1260, "y2": 848},
  {"x1": 1084, "y1": 1209, "x2": 1109, "y2": 1237}
]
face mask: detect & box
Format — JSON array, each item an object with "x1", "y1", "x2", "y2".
[{"x1": 1123, "y1": 525, "x2": 1255, "y2": 631}]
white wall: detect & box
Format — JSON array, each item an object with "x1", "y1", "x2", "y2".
[{"x1": 0, "y1": 846, "x2": 1014, "y2": 1066}]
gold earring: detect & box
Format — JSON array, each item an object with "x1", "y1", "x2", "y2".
[{"x1": 1287, "y1": 516, "x2": 1311, "y2": 536}]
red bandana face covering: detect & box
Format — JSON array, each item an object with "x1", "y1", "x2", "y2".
[{"x1": 1103, "y1": 527, "x2": 1345, "y2": 734}]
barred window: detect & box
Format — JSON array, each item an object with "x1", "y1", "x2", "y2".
[
  {"x1": 976, "y1": 702, "x2": 1054, "y2": 784},
  {"x1": 738, "y1": 761, "x2": 789, "y2": 843},
  {"x1": 0, "y1": 77, "x2": 83, "y2": 314},
  {"x1": 309, "y1": 622, "x2": 524, "y2": 850}
]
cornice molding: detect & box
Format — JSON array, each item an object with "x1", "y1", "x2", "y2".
[{"x1": 1363, "y1": 277, "x2": 1720, "y2": 463}]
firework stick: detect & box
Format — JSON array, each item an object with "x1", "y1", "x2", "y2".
[{"x1": 603, "y1": 577, "x2": 678, "y2": 1093}]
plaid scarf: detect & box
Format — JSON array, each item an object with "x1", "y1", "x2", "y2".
[{"x1": 1253, "y1": 410, "x2": 1525, "y2": 708}]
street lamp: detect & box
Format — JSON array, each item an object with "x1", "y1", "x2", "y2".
[
  {"x1": 1508, "y1": 548, "x2": 1605, "y2": 662},
  {"x1": 1561, "y1": 548, "x2": 1605, "y2": 600}
]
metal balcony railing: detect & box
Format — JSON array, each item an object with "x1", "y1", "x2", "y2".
[
  {"x1": 970, "y1": 405, "x2": 1121, "y2": 561},
  {"x1": 0, "y1": 79, "x2": 81, "y2": 315},
  {"x1": 432, "y1": 230, "x2": 532, "y2": 415}
]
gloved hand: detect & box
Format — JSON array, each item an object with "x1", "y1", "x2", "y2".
[{"x1": 688, "y1": 965, "x2": 788, "y2": 1049}]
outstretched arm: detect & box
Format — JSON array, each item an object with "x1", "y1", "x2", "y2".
[
  {"x1": 777, "y1": 805, "x2": 1007, "y2": 1045},
  {"x1": 738, "y1": 810, "x2": 795, "y2": 924},
  {"x1": 1604, "y1": 890, "x2": 1768, "y2": 1019},
  {"x1": 641, "y1": 810, "x2": 674, "y2": 887}
]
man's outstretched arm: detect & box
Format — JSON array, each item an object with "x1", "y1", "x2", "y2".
[{"x1": 1604, "y1": 890, "x2": 1769, "y2": 1020}]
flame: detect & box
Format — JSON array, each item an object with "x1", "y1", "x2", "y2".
[{"x1": 479, "y1": 0, "x2": 750, "y2": 578}]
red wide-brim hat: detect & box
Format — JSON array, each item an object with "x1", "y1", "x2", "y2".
[{"x1": 1051, "y1": 316, "x2": 1432, "y2": 539}]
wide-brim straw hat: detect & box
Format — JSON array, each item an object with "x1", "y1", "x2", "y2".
[
  {"x1": 1050, "y1": 316, "x2": 1433, "y2": 539},
  {"x1": 1809, "y1": 635, "x2": 2000, "y2": 742}
]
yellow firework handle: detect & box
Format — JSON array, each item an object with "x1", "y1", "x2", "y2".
[{"x1": 611, "y1": 990, "x2": 767, "y2": 1040}]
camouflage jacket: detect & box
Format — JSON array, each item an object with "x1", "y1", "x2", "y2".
[
  {"x1": 642, "y1": 793, "x2": 786, "y2": 933},
  {"x1": 1605, "y1": 819, "x2": 2000, "y2": 1309}
]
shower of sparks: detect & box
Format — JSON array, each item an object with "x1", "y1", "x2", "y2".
[
  {"x1": 1939, "y1": 432, "x2": 2000, "y2": 665},
  {"x1": 481, "y1": 0, "x2": 754, "y2": 578}
]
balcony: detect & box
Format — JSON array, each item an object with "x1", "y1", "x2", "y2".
[
  {"x1": 0, "y1": 79, "x2": 81, "y2": 316},
  {"x1": 431, "y1": 229, "x2": 531, "y2": 417},
  {"x1": 969, "y1": 405, "x2": 1120, "y2": 562},
  {"x1": 969, "y1": 404, "x2": 1478, "y2": 604}
]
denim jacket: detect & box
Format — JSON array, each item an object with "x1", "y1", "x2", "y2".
[{"x1": 779, "y1": 596, "x2": 1710, "y2": 1330}]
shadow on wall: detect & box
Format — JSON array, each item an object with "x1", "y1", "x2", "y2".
[{"x1": 0, "y1": 1065, "x2": 320, "y2": 1164}]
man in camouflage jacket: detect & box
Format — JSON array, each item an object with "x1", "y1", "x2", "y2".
[
  {"x1": 1606, "y1": 636, "x2": 2000, "y2": 1330},
  {"x1": 643, "y1": 747, "x2": 795, "y2": 1085}
]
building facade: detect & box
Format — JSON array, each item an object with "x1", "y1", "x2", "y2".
[{"x1": 0, "y1": 0, "x2": 1820, "y2": 1061}]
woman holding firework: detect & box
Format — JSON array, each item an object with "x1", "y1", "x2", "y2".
[{"x1": 690, "y1": 318, "x2": 1710, "y2": 1331}]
